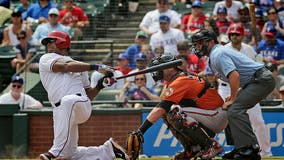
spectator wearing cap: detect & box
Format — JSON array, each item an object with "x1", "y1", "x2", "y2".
[
  {"x1": 261, "y1": 7, "x2": 284, "y2": 41},
  {"x1": 1, "y1": 9, "x2": 32, "y2": 46},
  {"x1": 150, "y1": 14, "x2": 185, "y2": 55},
  {"x1": 258, "y1": 23, "x2": 284, "y2": 65},
  {"x1": 116, "y1": 53, "x2": 132, "y2": 75},
  {"x1": 255, "y1": 8, "x2": 265, "y2": 31},
  {"x1": 126, "y1": 53, "x2": 156, "y2": 90},
  {"x1": 214, "y1": 5, "x2": 232, "y2": 34},
  {"x1": 0, "y1": 0, "x2": 10, "y2": 9},
  {"x1": 23, "y1": 0, "x2": 57, "y2": 24},
  {"x1": 125, "y1": 30, "x2": 149, "y2": 69},
  {"x1": 32, "y1": 8, "x2": 70, "y2": 46},
  {"x1": 139, "y1": 0, "x2": 181, "y2": 35},
  {"x1": 213, "y1": 0, "x2": 243, "y2": 22},
  {"x1": 0, "y1": 76, "x2": 43, "y2": 110},
  {"x1": 181, "y1": 0, "x2": 207, "y2": 35},
  {"x1": 59, "y1": 0, "x2": 90, "y2": 40}
]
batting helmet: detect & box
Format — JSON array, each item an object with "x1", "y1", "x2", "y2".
[
  {"x1": 149, "y1": 55, "x2": 178, "y2": 81},
  {"x1": 41, "y1": 30, "x2": 71, "y2": 49},
  {"x1": 228, "y1": 23, "x2": 244, "y2": 35}
]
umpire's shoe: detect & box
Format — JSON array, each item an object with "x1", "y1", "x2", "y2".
[
  {"x1": 39, "y1": 152, "x2": 56, "y2": 160},
  {"x1": 110, "y1": 138, "x2": 130, "y2": 160},
  {"x1": 233, "y1": 144, "x2": 261, "y2": 160},
  {"x1": 222, "y1": 148, "x2": 237, "y2": 160}
]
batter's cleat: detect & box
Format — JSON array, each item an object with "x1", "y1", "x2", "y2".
[
  {"x1": 222, "y1": 148, "x2": 237, "y2": 160},
  {"x1": 39, "y1": 152, "x2": 56, "y2": 160},
  {"x1": 201, "y1": 140, "x2": 224, "y2": 159},
  {"x1": 110, "y1": 138, "x2": 130, "y2": 160}
]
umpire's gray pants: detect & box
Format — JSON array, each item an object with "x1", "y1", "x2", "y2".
[{"x1": 227, "y1": 68, "x2": 275, "y2": 149}]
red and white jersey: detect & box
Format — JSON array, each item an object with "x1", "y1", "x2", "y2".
[
  {"x1": 150, "y1": 28, "x2": 185, "y2": 55},
  {"x1": 59, "y1": 7, "x2": 89, "y2": 25},
  {"x1": 139, "y1": 9, "x2": 181, "y2": 33},
  {"x1": 39, "y1": 53, "x2": 90, "y2": 104}
]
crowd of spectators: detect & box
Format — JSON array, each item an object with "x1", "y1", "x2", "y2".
[{"x1": 1, "y1": 0, "x2": 284, "y2": 108}]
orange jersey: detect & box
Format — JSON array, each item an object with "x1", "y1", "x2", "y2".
[{"x1": 162, "y1": 75, "x2": 224, "y2": 110}]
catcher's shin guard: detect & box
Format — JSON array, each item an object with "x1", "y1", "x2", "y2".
[{"x1": 165, "y1": 108, "x2": 213, "y2": 150}]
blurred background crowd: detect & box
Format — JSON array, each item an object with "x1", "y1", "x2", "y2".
[{"x1": 0, "y1": 0, "x2": 284, "y2": 108}]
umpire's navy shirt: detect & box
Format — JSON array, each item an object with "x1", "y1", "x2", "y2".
[{"x1": 209, "y1": 44, "x2": 264, "y2": 88}]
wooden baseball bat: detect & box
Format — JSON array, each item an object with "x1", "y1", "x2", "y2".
[
  {"x1": 249, "y1": 3, "x2": 258, "y2": 52},
  {"x1": 116, "y1": 59, "x2": 183, "y2": 80}
]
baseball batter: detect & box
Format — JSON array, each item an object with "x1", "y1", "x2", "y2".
[
  {"x1": 38, "y1": 30, "x2": 129, "y2": 160},
  {"x1": 191, "y1": 29, "x2": 275, "y2": 160},
  {"x1": 222, "y1": 23, "x2": 272, "y2": 157},
  {"x1": 131, "y1": 55, "x2": 227, "y2": 159}
]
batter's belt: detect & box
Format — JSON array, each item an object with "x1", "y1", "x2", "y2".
[{"x1": 54, "y1": 93, "x2": 82, "y2": 107}]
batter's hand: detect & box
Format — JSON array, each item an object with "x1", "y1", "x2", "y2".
[{"x1": 96, "y1": 71, "x2": 116, "y2": 90}]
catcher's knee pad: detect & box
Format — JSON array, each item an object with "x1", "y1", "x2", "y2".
[{"x1": 165, "y1": 108, "x2": 213, "y2": 150}]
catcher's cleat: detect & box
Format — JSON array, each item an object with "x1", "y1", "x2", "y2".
[
  {"x1": 222, "y1": 148, "x2": 237, "y2": 160},
  {"x1": 110, "y1": 138, "x2": 130, "y2": 160},
  {"x1": 39, "y1": 152, "x2": 56, "y2": 160},
  {"x1": 174, "y1": 150, "x2": 198, "y2": 160},
  {"x1": 201, "y1": 140, "x2": 224, "y2": 159}
]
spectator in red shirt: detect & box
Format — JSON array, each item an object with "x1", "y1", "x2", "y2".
[
  {"x1": 177, "y1": 40, "x2": 206, "y2": 74},
  {"x1": 116, "y1": 53, "x2": 132, "y2": 75},
  {"x1": 181, "y1": 0, "x2": 207, "y2": 35},
  {"x1": 214, "y1": 5, "x2": 232, "y2": 34},
  {"x1": 59, "y1": 0, "x2": 90, "y2": 40}
]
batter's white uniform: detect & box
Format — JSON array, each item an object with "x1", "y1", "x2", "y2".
[
  {"x1": 90, "y1": 70, "x2": 124, "y2": 89},
  {"x1": 139, "y1": 9, "x2": 181, "y2": 34},
  {"x1": 150, "y1": 28, "x2": 185, "y2": 55},
  {"x1": 39, "y1": 53, "x2": 117, "y2": 160},
  {"x1": 0, "y1": 92, "x2": 42, "y2": 110},
  {"x1": 219, "y1": 43, "x2": 272, "y2": 156}
]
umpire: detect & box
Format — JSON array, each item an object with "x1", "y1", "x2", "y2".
[{"x1": 191, "y1": 29, "x2": 275, "y2": 160}]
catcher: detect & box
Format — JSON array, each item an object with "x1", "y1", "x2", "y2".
[{"x1": 126, "y1": 55, "x2": 228, "y2": 160}]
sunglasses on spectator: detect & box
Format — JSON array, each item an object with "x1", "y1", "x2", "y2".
[
  {"x1": 135, "y1": 78, "x2": 145, "y2": 81},
  {"x1": 268, "y1": 12, "x2": 277, "y2": 15},
  {"x1": 12, "y1": 84, "x2": 22, "y2": 88},
  {"x1": 17, "y1": 36, "x2": 26, "y2": 40},
  {"x1": 229, "y1": 33, "x2": 241, "y2": 37}
]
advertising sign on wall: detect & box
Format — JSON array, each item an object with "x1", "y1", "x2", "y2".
[{"x1": 142, "y1": 112, "x2": 284, "y2": 156}]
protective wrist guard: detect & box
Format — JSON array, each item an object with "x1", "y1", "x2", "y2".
[{"x1": 90, "y1": 64, "x2": 115, "y2": 71}]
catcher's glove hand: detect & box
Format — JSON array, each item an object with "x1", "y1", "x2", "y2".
[{"x1": 126, "y1": 130, "x2": 144, "y2": 160}]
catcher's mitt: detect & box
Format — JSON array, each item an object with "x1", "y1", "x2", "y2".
[{"x1": 126, "y1": 130, "x2": 144, "y2": 160}]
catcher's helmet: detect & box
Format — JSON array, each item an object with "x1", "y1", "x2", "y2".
[
  {"x1": 228, "y1": 23, "x2": 244, "y2": 35},
  {"x1": 41, "y1": 30, "x2": 71, "y2": 49},
  {"x1": 150, "y1": 55, "x2": 178, "y2": 81},
  {"x1": 191, "y1": 29, "x2": 217, "y2": 57}
]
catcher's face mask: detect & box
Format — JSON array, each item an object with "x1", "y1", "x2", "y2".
[{"x1": 192, "y1": 40, "x2": 210, "y2": 58}]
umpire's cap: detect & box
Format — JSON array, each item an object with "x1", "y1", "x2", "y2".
[{"x1": 41, "y1": 30, "x2": 71, "y2": 49}]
